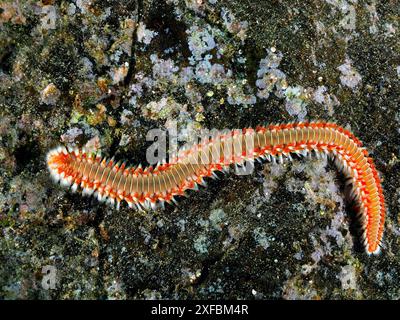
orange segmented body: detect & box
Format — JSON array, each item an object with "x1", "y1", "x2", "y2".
[{"x1": 46, "y1": 121, "x2": 385, "y2": 254}]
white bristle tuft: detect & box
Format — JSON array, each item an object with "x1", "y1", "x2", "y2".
[{"x1": 71, "y1": 183, "x2": 78, "y2": 192}]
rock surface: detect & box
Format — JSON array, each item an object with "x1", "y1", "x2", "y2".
[{"x1": 0, "y1": 0, "x2": 399, "y2": 299}]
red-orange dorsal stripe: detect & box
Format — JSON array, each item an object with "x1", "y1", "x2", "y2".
[{"x1": 46, "y1": 121, "x2": 385, "y2": 255}]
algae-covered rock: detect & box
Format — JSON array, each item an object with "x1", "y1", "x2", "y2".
[{"x1": 0, "y1": 0, "x2": 399, "y2": 299}]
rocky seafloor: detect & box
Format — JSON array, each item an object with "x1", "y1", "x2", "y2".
[{"x1": 0, "y1": 0, "x2": 399, "y2": 299}]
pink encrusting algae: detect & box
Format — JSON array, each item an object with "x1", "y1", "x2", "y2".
[{"x1": 46, "y1": 121, "x2": 385, "y2": 255}]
